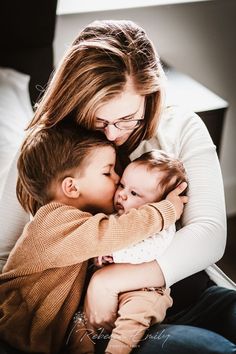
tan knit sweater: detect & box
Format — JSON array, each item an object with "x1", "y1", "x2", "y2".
[{"x1": 0, "y1": 200, "x2": 175, "y2": 353}]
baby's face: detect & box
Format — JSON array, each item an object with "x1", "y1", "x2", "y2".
[{"x1": 114, "y1": 162, "x2": 164, "y2": 215}]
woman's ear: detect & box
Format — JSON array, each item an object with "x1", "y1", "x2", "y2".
[{"x1": 61, "y1": 177, "x2": 80, "y2": 199}]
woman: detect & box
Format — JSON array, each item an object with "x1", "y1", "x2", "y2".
[{"x1": 2, "y1": 20, "x2": 236, "y2": 353}]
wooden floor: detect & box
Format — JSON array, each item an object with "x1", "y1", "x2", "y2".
[{"x1": 217, "y1": 215, "x2": 236, "y2": 282}]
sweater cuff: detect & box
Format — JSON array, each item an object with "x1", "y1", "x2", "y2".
[{"x1": 150, "y1": 200, "x2": 176, "y2": 231}]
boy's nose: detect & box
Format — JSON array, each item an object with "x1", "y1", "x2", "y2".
[{"x1": 113, "y1": 172, "x2": 120, "y2": 185}]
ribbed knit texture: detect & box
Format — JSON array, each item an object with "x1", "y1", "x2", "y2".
[
  {"x1": 130, "y1": 106, "x2": 226, "y2": 287},
  {"x1": 0, "y1": 200, "x2": 175, "y2": 354}
]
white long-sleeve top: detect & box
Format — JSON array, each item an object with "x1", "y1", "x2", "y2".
[
  {"x1": 130, "y1": 105, "x2": 227, "y2": 287},
  {"x1": 113, "y1": 225, "x2": 175, "y2": 264},
  {"x1": 0, "y1": 105, "x2": 234, "y2": 289}
]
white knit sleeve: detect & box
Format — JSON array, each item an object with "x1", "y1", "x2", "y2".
[
  {"x1": 112, "y1": 225, "x2": 175, "y2": 264},
  {"x1": 0, "y1": 68, "x2": 33, "y2": 272},
  {"x1": 0, "y1": 152, "x2": 30, "y2": 272},
  {"x1": 156, "y1": 107, "x2": 226, "y2": 287}
]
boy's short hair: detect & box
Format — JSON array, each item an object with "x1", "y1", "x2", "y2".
[
  {"x1": 133, "y1": 150, "x2": 187, "y2": 200},
  {"x1": 17, "y1": 122, "x2": 115, "y2": 215}
]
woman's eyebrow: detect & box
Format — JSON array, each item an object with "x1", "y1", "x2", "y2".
[{"x1": 96, "y1": 109, "x2": 139, "y2": 121}]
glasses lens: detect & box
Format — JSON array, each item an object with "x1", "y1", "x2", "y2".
[
  {"x1": 94, "y1": 121, "x2": 107, "y2": 129},
  {"x1": 116, "y1": 120, "x2": 141, "y2": 130}
]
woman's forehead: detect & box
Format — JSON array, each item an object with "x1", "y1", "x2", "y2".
[{"x1": 95, "y1": 90, "x2": 145, "y2": 121}]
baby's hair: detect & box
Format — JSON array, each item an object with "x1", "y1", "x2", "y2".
[
  {"x1": 133, "y1": 150, "x2": 187, "y2": 200},
  {"x1": 17, "y1": 122, "x2": 115, "y2": 215}
]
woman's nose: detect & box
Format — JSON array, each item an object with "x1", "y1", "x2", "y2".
[{"x1": 104, "y1": 125, "x2": 120, "y2": 141}]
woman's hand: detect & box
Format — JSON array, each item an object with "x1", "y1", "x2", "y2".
[
  {"x1": 166, "y1": 182, "x2": 188, "y2": 220},
  {"x1": 84, "y1": 267, "x2": 119, "y2": 332}
]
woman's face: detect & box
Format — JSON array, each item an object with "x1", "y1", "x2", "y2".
[{"x1": 94, "y1": 84, "x2": 145, "y2": 146}]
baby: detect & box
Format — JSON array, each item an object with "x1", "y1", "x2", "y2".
[
  {"x1": 93, "y1": 150, "x2": 188, "y2": 354},
  {"x1": 100, "y1": 149, "x2": 187, "y2": 266}
]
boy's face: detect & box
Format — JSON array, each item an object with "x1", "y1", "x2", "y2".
[
  {"x1": 76, "y1": 146, "x2": 119, "y2": 214},
  {"x1": 114, "y1": 163, "x2": 164, "y2": 215}
]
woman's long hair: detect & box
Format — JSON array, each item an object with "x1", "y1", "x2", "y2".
[
  {"x1": 20, "y1": 20, "x2": 166, "y2": 212},
  {"x1": 29, "y1": 20, "x2": 166, "y2": 156}
]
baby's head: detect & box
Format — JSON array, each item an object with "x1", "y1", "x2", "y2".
[
  {"x1": 17, "y1": 122, "x2": 119, "y2": 215},
  {"x1": 114, "y1": 150, "x2": 187, "y2": 215}
]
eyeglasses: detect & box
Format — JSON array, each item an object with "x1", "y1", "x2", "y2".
[{"x1": 94, "y1": 119, "x2": 144, "y2": 131}]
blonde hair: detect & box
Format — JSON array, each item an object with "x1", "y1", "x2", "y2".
[
  {"x1": 133, "y1": 150, "x2": 188, "y2": 200},
  {"x1": 29, "y1": 20, "x2": 166, "y2": 155},
  {"x1": 17, "y1": 123, "x2": 115, "y2": 215}
]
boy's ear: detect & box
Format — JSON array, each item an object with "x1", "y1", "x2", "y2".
[{"x1": 61, "y1": 177, "x2": 80, "y2": 199}]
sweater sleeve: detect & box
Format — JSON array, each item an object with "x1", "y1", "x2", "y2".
[
  {"x1": 34, "y1": 200, "x2": 176, "y2": 268},
  {"x1": 156, "y1": 107, "x2": 226, "y2": 287}
]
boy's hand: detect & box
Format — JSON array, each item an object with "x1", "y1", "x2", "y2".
[{"x1": 166, "y1": 182, "x2": 188, "y2": 220}]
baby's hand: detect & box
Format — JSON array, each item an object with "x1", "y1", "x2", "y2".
[
  {"x1": 94, "y1": 255, "x2": 114, "y2": 267},
  {"x1": 166, "y1": 182, "x2": 188, "y2": 220},
  {"x1": 102, "y1": 255, "x2": 114, "y2": 264}
]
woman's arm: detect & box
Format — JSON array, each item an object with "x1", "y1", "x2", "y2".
[
  {"x1": 0, "y1": 152, "x2": 30, "y2": 271},
  {"x1": 156, "y1": 107, "x2": 226, "y2": 287}
]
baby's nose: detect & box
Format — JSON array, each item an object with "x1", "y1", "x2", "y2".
[{"x1": 120, "y1": 191, "x2": 128, "y2": 201}]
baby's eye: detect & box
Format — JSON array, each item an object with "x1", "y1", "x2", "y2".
[
  {"x1": 131, "y1": 190, "x2": 139, "y2": 197},
  {"x1": 103, "y1": 172, "x2": 111, "y2": 176}
]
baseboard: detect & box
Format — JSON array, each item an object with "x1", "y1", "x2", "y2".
[{"x1": 225, "y1": 179, "x2": 236, "y2": 217}]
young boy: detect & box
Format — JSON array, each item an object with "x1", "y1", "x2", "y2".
[
  {"x1": 84, "y1": 150, "x2": 188, "y2": 354},
  {"x1": 0, "y1": 123, "x2": 186, "y2": 354}
]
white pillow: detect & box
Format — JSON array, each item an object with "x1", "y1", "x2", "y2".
[{"x1": 0, "y1": 68, "x2": 33, "y2": 271}]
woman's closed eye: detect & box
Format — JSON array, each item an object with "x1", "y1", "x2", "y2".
[{"x1": 120, "y1": 115, "x2": 135, "y2": 121}]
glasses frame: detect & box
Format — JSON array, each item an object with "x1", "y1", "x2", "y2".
[{"x1": 94, "y1": 118, "x2": 144, "y2": 131}]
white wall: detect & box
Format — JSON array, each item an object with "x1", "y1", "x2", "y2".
[{"x1": 54, "y1": 0, "x2": 236, "y2": 215}]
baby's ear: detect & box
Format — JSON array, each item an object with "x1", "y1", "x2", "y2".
[{"x1": 61, "y1": 177, "x2": 80, "y2": 199}]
